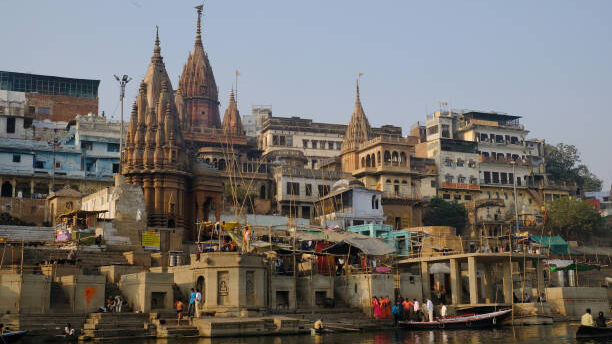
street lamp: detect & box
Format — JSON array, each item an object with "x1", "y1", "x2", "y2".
[
  {"x1": 114, "y1": 74, "x2": 132, "y2": 153},
  {"x1": 511, "y1": 160, "x2": 519, "y2": 233}
]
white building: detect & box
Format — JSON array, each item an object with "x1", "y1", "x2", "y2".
[
  {"x1": 0, "y1": 90, "x2": 33, "y2": 140},
  {"x1": 315, "y1": 179, "x2": 385, "y2": 229}
]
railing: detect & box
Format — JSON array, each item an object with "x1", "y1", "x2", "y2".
[
  {"x1": 441, "y1": 182, "x2": 480, "y2": 190},
  {"x1": 478, "y1": 155, "x2": 531, "y2": 166}
]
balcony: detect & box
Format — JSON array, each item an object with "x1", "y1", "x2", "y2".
[
  {"x1": 478, "y1": 155, "x2": 531, "y2": 166},
  {"x1": 441, "y1": 182, "x2": 480, "y2": 190},
  {"x1": 382, "y1": 190, "x2": 422, "y2": 200}
]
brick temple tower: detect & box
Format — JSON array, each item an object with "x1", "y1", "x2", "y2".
[
  {"x1": 122, "y1": 28, "x2": 190, "y2": 229},
  {"x1": 340, "y1": 82, "x2": 372, "y2": 172},
  {"x1": 176, "y1": 5, "x2": 221, "y2": 134}
]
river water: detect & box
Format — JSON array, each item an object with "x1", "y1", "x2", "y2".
[{"x1": 67, "y1": 323, "x2": 609, "y2": 344}]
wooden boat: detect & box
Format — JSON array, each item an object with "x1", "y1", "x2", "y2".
[
  {"x1": 576, "y1": 325, "x2": 612, "y2": 338},
  {"x1": 0, "y1": 330, "x2": 28, "y2": 343},
  {"x1": 399, "y1": 309, "x2": 512, "y2": 330}
]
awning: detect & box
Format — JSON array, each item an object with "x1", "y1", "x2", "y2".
[
  {"x1": 322, "y1": 236, "x2": 395, "y2": 256},
  {"x1": 529, "y1": 235, "x2": 569, "y2": 255},
  {"x1": 550, "y1": 264, "x2": 599, "y2": 272}
]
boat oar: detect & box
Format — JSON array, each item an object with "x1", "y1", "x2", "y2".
[{"x1": 324, "y1": 324, "x2": 360, "y2": 332}]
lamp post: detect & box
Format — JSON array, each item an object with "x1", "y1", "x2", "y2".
[
  {"x1": 114, "y1": 74, "x2": 132, "y2": 152},
  {"x1": 511, "y1": 161, "x2": 519, "y2": 233}
]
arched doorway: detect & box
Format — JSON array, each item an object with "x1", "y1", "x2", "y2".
[
  {"x1": 196, "y1": 276, "x2": 205, "y2": 303},
  {"x1": 1, "y1": 182, "x2": 12, "y2": 197},
  {"x1": 259, "y1": 184, "x2": 266, "y2": 199}
]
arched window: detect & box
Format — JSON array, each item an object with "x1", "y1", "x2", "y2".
[
  {"x1": 260, "y1": 184, "x2": 266, "y2": 199},
  {"x1": 377, "y1": 151, "x2": 381, "y2": 165},
  {"x1": 385, "y1": 179, "x2": 392, "y2": 193},
  {"x1": 371, "y1": 195, "x2": 377, "y2": 209},
  {"x1": 218, "y1": 159, "x2": 226, "y2": 171},
  {"x1": 371, "y1": 154, "x2": 376, "y2": 167},
  {"x1": 366, "y1": 155, "x2": 371, "y2": 167},
  {"x1": 361, "y1": 157, "x2": 366, "y2": 168},
  {"x1": 400, "y1": 152, "x2": 406, "y2": 165},
  {"x1": 384, "y1": 151, "x2": 391, "y2": 164},
  {"x1": 392, "y1": 151, "x2": 399, "y2": 163},
  {"x1": 393, "y1": 180, "x2": 400, "y2": 195}
]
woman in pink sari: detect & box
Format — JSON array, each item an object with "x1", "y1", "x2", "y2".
[{"x1": 372, "y1": 296, "x2": 382, "y2": 319}]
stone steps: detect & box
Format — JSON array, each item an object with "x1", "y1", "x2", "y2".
[
  {"x1": 156, "y1": 325, "x2": 200, "y2": 338},
  {"x1": 81, "y1": 312, "x2": 152, "y2": 339}
]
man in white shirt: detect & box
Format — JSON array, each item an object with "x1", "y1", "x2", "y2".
[
  {"x1": 195, "y1": 289, "x2": 203, "y2": 318},
  {"x1": 425, "y1": 299, "x2": 434, "y2": 322},
  {"x1": 440, "y1": 303, "x2": 448, "y2": 318}
]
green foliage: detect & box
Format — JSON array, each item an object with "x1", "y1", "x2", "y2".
[
  {"x1": 224, "y1": 183, "x2": 256, "y2": 208},
  {"x1": 423, "y1": 197, "x2": 468, "y2": 233},
  {"x1": 545, "y1": 143, "x2": 602, "y2": 192},
  {"x1": 545, "y1": 197, "x2": 604, "y2": 241}
]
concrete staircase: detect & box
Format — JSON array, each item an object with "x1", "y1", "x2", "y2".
[
  {"x1": 0, "y1": 313, "x2": 89, "y2": 336},
  {"x1": 150, "y1": 311, "x2": 199, "y2": 338},
  {"x1": 81, "y1": 313, "x2": 153, "y2": 340}
]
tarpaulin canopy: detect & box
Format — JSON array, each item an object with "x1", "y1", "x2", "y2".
[
  {"x1": 550, "y1": 264, "x2": 599, "y2": 272},
  {"x1": 322, "y1": 236, "x2": 395, "y2": 256},
  {"x1": 529, "y1": 235, "x2": 569, "y2": 255}
]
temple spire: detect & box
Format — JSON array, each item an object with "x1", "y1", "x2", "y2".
[
  {"x1": 195, "y1": 4, "x2": 203, "y2": 46},
  {"x1": 152, "y1": 26, "x2": 161, "y2": 61}
]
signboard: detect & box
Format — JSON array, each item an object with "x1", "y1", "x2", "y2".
[{"x1": 142, "y1": 231, "x2": 160, "y2": 250}]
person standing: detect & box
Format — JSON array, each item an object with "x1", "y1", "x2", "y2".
[
  {"x1": 596, "y1": 311, "x2": 607, "y2": 327},
  {"x1": 174, "y1": 300, "x2": 185, "y2": 327},
  {"x1": 402, "y1": 298, "x2": 413, "y2": 320},
  {"x1": 188, "y1": 288, "x2": 196, "y2": 317},
  {"x1": 425, "y1": 298, "x2": 434, "y2": 322},
  {"x1": 392, "y1": 301, "x2": 403, "y2": 327},
  {"x1": 440, "y1": 303, "x2": 448, "y2": 319},
  {"x1": 195, "y1": 288, "x2": 203, "y2": 318},
  {"x1": 413, "y1": 299, "x2": 420, "y2": 321},
  {"x1": 372, "y1": 296, "x2": 381, "y2": 319},
  {"x1": 581, "y1": 308, "x2": 594, "y2": 327}
]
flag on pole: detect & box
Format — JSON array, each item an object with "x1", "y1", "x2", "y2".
[
  {"x1": 236, "y1": 70, "x2": 240, "y2": 77},
  {"x1": 359, "y1": 72, "x2": 364, "y2": 77}
]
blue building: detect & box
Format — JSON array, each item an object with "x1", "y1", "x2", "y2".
[
  {"x1": 0, "y1": 113, "x2": 122, "y2": 199},
  {"x1": 347, "y1": 223, "x2": 417, "y2": 256}
]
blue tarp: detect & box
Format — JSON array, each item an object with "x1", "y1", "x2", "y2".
[{"x1": 529, "y1": 235, "x2": 570, "y2": 255}]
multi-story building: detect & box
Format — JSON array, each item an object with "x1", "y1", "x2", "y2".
[
  {"x1": 0, "y1": 113, "x2": 121, "y2": 199},
  {"x1": 243, "y1": 105, "x2": 272, "y2": 137},
  {"x1": 0, "y1": 71, "x2": 99, "y2": 122},
  {"x1": 0, "y1": 90, "x2": 34, "y2": 140}
]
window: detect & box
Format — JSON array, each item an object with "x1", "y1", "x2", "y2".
[
  {"x1": 456, "y1": 159, "x2": 464, "y2": 167},
  {"x1": 483, "y1": 171, "x2": 491, "y2": 184},
  {"x1": 287, "y1": 182, "x2": 299, "y2": 195},
  {"x1": 431, "y1": 180, "x2": 436, "y2": 188},
  {"x1": 28, "y1": 106, "x2": 35, "y2": 115},
  {"x1": 445, "y1": 175, "x2": 453, "y2": 183},
  {"x1": 112, "y1": 163, "x2": 120, "y2": 173},
  {"x1": 501, "y1": 173, "x2": 508, "y2": 184},
  {"x1": 468, "y1": 159, "x2": 476, "y2": 168},
  {"x1": 318, "y1": 184, "x2": 330, "y2": 197},
  {"x1": 371, "y1": 195, "x2": 379, "y2": 209},
  {"x1": 443, "y1": 194, "x2": 451, "y2": 200},
  {"x1": 303, "y1": 140, "x2": 308, "y2": 148},
  {"x1": 305, "y1": 184, "x2": 312, "y2": 196},
  {"x1": 311, "y1": 140, "x2": 317, "y2": 149},
  {"x1": 336, "y1": 142, "x2": 342, "y2": 150},
  {"x1": 55, "y1": 161, "x2": 61, "y2": 169},
  {"x1": 427, "y1": 125, "x2": 439, "y2": 135},
  {"x1": 272, "y1": 135, "x2": 279, "y2": 145},
  {"x1": 81, "y1": 141, "x2": 93, "y2": 150},
  {"x1": 441, "y1": 124, "x2": 450, "y2": 138},
  {"x1": 86, "y1": 162, "x2": 95, "y2": 172},
  {"x1": 457, "y1": 176, "x2": 466, "y2": 183},
  {"x1": 492, "y1": 172, "x2": 499, "y2": 184},
  {"x1": 38, "y1": 107, "x2": 51, "y2": 115},
  {"x1": 464, "y1": 194, "x2": 472, "y2": 201},
  {"x1": 279, "y1": 136, "x2": 286, "y2": 146},
  {"x1": 444, "y1": 158, "x2": 453, "y2": 167},
  {"x1": 454, "y1": 194, "x2": 461, "y2": 200},
  {"x1": 34, "y1": 161, "x2": 44, "y2": 168},
  {"x1": 6, "y1": 117, "x2": 15, "y2": 133},
  {"x1": 12, "y1": 154, "x2": 21, "y2": 163},
  {"x1": 328, "y1": 142, "x2": 334, "y2": 150},
  {"x1": 107, "y1": 143, "x2": 120, "y2": 152}
]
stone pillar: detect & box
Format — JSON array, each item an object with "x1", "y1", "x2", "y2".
[
  {"x1": 450, "y1": 258, "x2": 462, "y2": 305},
  {"x1": 30, "y1": 180, "x2": 35, "y2": 198},
  {"x1": 421, "y1": 261, "x2": 431, "y2": 300},
  {"x1": 502, "y1": 261, "x2": 513, "y2": 304},
  {"x1": 483, "y1": 265, "x2": 494, "y2": 304},
  {"x1": 536, "y1": 259, "x2": 545, "y2": 296},
  {"x1": 468, "y1": 256, "x2": 478, "y2": 305}
]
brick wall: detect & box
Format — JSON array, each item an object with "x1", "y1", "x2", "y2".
[
  {"x1": 0, "y1": 197, "x2": 47, "y2": 225},
  {"x1": 26, "y1": 93, "x2": 98, "y2": 122}
]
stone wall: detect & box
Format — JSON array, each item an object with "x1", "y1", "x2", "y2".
[
  {"x1": 58, "y1": 275, "x2": 105, "y2": 313},
  {"x1": 296, "y1": 274, "x2": 334, "y2": 308},
  {"x1": 545, "y1": 287, "x2": 610, "y2": 317},
  {"x1": 119, "y1": 272, "x2": 174, "y2": 313},
  {"x1": 0, "y1": 197, "x2": 47, "y2": 225},
  {"x1": 0, "y1": 273, "x2": 50, "y2": 314}
]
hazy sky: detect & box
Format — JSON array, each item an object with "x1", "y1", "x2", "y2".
[{"x1": 3, "y1": 1, "x2": 611, "y2": 190}]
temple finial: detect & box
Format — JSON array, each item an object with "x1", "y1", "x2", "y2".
[
  {"x1": 153, "y1": 25, "x2": 161, "y2": 57},
  {"x1": 195, "y1": 4, "x2": 203, "y2": 45},
  {"x1": 356, "y1": 79, "x2": 360, "y2": 103}
]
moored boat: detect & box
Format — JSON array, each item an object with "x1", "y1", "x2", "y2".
[
  {"x1": 0, "y1": 330, "x2": 28, "y2": 343},
  {"x1": 576, "y1": 325, "x2": 612, "y2": 338},
  {"x1": 399, "y1": 309, "x2": 512, "y2": 330}
]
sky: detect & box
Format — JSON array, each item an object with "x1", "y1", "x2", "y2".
[{"x1": 2, "y1": 1, "x2": 611, "y2": 190}]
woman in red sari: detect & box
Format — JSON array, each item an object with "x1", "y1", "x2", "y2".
[
  {"x1": 383, "y1": 296, "x2": 391, "y2": 319},
  {"x1": 372, "y1": 296, "x2": 382, "y2": 319}
]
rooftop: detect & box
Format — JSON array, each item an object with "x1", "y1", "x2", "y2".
[{"x1": 0, "y1": 71, "x2": 99, "y2": 99}]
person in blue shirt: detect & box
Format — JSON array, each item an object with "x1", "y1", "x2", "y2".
[
  {"x1": 392, "y1": 301, "x2": 404, "y2": 327},
  {"x1": 188, "y1": 288, "x2": 196, "y2": 317}
]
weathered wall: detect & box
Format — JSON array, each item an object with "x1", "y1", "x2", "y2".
[
  {"x1": 59, "y1": 275, "x2": 105, "y2": 313},
  {"x1": 545, "y1": 287, "x2": 609, "y2": 317},
  {"x1": 0, "y1": 197, "x2": 47, "y2": 225},
  {"x1": 119, "y1": 272, "x2": 174, "y2": 313},
  {"x1": 98, "y1": 265, "x2": 145, "y2": 284},
  {"x1": 26, "y1": 93, "x2": 98, "y2": 122},
  {"x1": 0, "y1": 273, "x2": 50, "y2": 314},
  {"x1": 296, "y1": 274, "x2": 334, "y2": 308},
  {"x1": 270, "y1": 275, "x2": 296, "y2": 311}
]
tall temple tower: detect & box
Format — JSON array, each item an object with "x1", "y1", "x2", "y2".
[
  {"x1": 122, "y1": 28, "x2": 190, "y2": 229},
  {"x1": 221, "y1": 90, "x2": 244, "y2": 136},
  {"x1": 340, "y1": 82, "x2": 372, "y2": 172},
  {"x1": 177, "y1": 5, "x2": 221, "y2": 133}
]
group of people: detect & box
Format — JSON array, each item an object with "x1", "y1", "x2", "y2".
[
  {"x1": 581, "y1": 308, "x2": 608, "y2": 328},
  {"x1": 188, "y1": 288, "x2": 203, "y2": 318},
  {"x1": 372, "y1": 296, "x2": 447, "y2": 326},
  {"x1": 98, "y1": 295, "x2": 124, "y2": 313}
]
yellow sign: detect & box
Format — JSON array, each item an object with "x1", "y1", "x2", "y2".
[{"x1": 142, "y1": 231, "x2": 160, "y2": 250}]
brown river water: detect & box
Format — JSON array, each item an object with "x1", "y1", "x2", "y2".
[{"x1": 19, "y1": 323, "x2": 611, "y2": 344}]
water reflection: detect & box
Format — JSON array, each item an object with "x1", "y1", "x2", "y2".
[{"x1": 20, "y1": 323, "x2": 612, "y2": 344}]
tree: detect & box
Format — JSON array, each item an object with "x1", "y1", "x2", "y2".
[
  {"x1": 423, "y1": 197, "x2": 468, "y2": 233},
  {"x1": 545, "y1": 197, "x2": 604, "y2": 241},
  {"x1": 545, "y1": 143, "x2": 602, "y2": 192}
]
